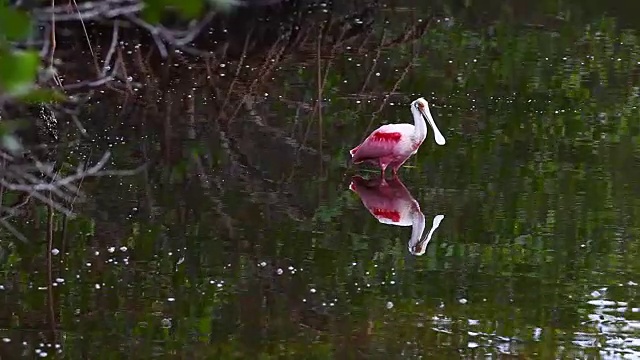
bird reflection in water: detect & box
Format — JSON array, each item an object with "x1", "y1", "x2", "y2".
[{"x1": 349, "y1": 175, "x2": 444, "y2": 256}]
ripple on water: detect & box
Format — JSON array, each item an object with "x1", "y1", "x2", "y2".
[{"x1": 579, "y1": 285, "x2": 640, "y2": 359}]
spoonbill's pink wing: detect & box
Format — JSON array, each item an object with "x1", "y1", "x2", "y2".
[
  {"x1": 349, "y1": 175, "x2": 414, "y2": 226},
  {"x1": 350, "y1": 130, "x2": 403, "y2": 163}
]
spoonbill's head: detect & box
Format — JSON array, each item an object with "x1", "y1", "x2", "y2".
[
  {"x1": 410, "y1": 97, "x2": 446, "y2": 146},
  {"x1": 412, "y1": 97, "x2": 428, "y2": 109}
]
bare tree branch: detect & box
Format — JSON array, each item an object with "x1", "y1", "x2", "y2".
[
  {"x1": 32, "y1": 0, "x2": 143, "y2": 22},
  {"x1": 0, "y1": 149, "x2": 146, "y2": 242}
]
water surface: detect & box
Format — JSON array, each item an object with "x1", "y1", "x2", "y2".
[{"x1": 1, "y1": 1, "x2": 640, "y2": 359}]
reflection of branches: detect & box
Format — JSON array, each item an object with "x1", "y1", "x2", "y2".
[
  {"x1": 0, "y1": 149, "x2": 145, "y2": 241},
  {"x1": 359, "y1": 20, "x2": 429, "y2": 138},
  {"x1": 50, "y1": 20, "x2": 120, "y2": 91},
  {"x1": 32, "y1": 0, "x2": 143, "y2": 22},
  {"x1": 32, "y1": 0, "x2": 216, "y2": 50},
  {"x1": 0, "y1": 0, "x2": 434, "y2": 242}
]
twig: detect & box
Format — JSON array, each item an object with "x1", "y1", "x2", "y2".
[
  {"x1": 70, "y1": 114, "x2": 88, "y2": 136},
  {"x1": 122, "y1": 12, "x2": 218, "y2": 59},
  {"x1": 5, "y1": 168, "x2": 75, "y2": 203},
  {"x1": 0, "y1": 149, "x2": 146, "y2": 235},
  {"x1": 217, "y1": 29, "x2": 253, "y2": 122},
  {"x1": 101, "y1": 20, "x2": 120, "y2": 77},
  {"x1": 61, "y1": 75, "x2": 115, "y2": 90},
  {"x1": 124, "y1": 14, "x2": 168, "y2": 57},
  {"x1": 316, "y1": 28, "x2": 324, "y2": 175},
  {"x1": 171, "y1": 11, "x2": 216, "y2": 46},
  {"x1": 0, "y1": 152, "x2": 138, "y2": 192},
  {"x1": 40, "y1": 22, "x2": 51, "y2": 58},
  {"x1": 33, "y1": 0, "x2": 143, "y2": 22},
  {"x1": 362, "y1": 55, "x2": 416, "y2": 139},
  {"x1": 226, "y1": 35, "x2": 288, "y2": 123},
  {"x1": 114, "y1": 45, "x2": 134, "y2": 94},
  {"x1": 46, "y1": 194, "x2": 58, "y2": 342},
  {"x1": 0, "y1": 218, "x2": 28, "y2": 243},
  {"x1": 356, "y1": 30, "x2": 386, "y2": 113},
  {"x1": 290, "y1": 22, "x2": 348, "y2": 181},
  {"x1": 70, "y1": 0, "x2": 99, "y2": 74},
  {"x1": 49, "y1": 0, "x2": 62, "y2": 87}
]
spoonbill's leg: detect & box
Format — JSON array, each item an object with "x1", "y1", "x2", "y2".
[
  {"x1": 393, "y1": 157, "x2": 409, "y2": 173},
  {"x1": 379, "y1": 160, "x2": 388, "y2": 178}
]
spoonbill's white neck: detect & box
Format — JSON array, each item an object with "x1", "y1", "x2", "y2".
[
  {"x1": 409, "y1": 214, "x2": 445, "y2": 256},
  {"x1": 408, "y1": 210, "x2": 426, "y2": 253},
  {"x1": 410, "y1": 98, "x2": 446, "y2": 146},
  {"x1": 410, "y1": 103, "x2": 428, "y2": 144}
]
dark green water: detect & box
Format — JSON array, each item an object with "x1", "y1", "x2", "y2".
[{"x1": 2, "y1": 1, "x2": 640, "y2": 359}]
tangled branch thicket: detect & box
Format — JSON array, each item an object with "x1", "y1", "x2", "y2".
[{"x1": 0, "y1": 0, "x2": 433, "y2": 242}]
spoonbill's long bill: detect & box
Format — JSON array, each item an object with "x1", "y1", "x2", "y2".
[
  {"x1": 349, "y1": 174, "x2": 445, "y2": 256},
  {"x1": 349, "y1": 97, "x2": 446, "y2": 175}
]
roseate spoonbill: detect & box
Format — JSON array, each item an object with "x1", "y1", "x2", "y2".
[
  {"x1": 349, "y1": 175, "x2": 445, "y2": 256},
  {"x1": 349, "y1": 97, "x2": 446, "y2": 175}
]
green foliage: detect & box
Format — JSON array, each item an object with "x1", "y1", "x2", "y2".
[
  {"x1": 16, "y1": 87, "x2": 66, "y2": 103},
  {"x1": 142, "y1": 0, "x2": 239, "y2": 23},
  {"x1": 0, "y1": 0, "x2": 39, "y2": 99},
  {"x1": 0, "y1": 118, "x2": 26, "y2": 153},
  {"x1": 0, "y1": 1, "x2": 64, "y2": 106},
  {"x1": 0, "y1": 3, "x2": 31, "y2": 41},
  {"x1": 0, "y1": 49, "x2": 39, "y2": 96}
]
